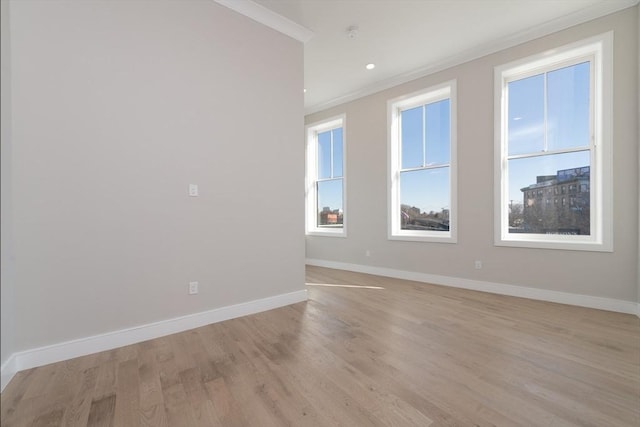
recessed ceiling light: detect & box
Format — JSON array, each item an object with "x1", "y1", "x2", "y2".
[
  {"x1": 366, "y1": 63, "x2": 375, "y2": 70},
  {"x1": 303, "y1": 88, "x2": 307, "y2": 93}
]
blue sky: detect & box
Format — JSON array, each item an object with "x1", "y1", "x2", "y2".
[
  {"x1": 507, "y1": 61, "x2": 590, "y2": 202},
  {"x1": 315, "y1": 61, "x2": 590, "y2": 216},
  {"x1": 316, "y1": 128, "x2": 343, "y2": 212},
  {"x1": 400, "y1": 99, "x2": 450, "y2": 213}
]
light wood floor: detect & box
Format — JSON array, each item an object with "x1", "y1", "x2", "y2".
[{"x1": 2, "y1": 266, "x2": 639, "y2": 426}]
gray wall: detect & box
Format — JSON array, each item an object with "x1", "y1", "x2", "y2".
[
  {"x1": 306, "y1": 7, "x2": 639, "y2": 303},
  {"x1": 1, "y1": 0, "x2": 16, "y2": 367},
  {"x1": 7, "y1": 0, "x2": 305, "y2": 352}
]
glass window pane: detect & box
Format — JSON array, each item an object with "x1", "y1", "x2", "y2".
[
  {"x1": 317, "y1": 179, "x2": 343, "y2": 227},
  {"x1": 399, "y1": 168, "x2": 450, "y2": 231},
  {"x1": 401, "y1": 106, "x2": 423, "y2": 169},
  {"x1": 508, "y1": 151, "x2": 590, "y2": 235},
  {"x1": 425, "y1": 99, "x2": 450, "y2": 165},
  {"x1": 332, "y1": 128, "x2": 343, "y2": 177},
  {"x1": 547, "y1": 61, "x2": 590, "y2": 151},
  {"x1": 508, "y1": 74, "x2": 545, "y2": 156},
  {"x1": 317, "y1": 130, "x2": 331, "y2": 179}
]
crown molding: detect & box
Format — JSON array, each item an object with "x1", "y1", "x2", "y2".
[
  {"x1": 305, "y1": 0, "x2": 638, "y2": 115},
  {"x1": 213, "y1": 0, "x2": 313, "y2": 43}
]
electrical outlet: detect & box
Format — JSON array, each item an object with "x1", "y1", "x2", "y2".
[
  {"x1": 365, "y1": 249, "x2": 371, "y2": 257},
  {"x1": 474, "y1": 261, "x2": 482, "y2": 269},
  {"x1": 189, "y1": 184, "x2": 199, "y2": 197},
  {"x1": 189, "y1": 281, "x2": 199, "y2": 294}
]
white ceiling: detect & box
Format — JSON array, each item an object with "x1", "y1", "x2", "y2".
[{"x1": 248, "y1": 0, "x2": 637, "y2": 114}]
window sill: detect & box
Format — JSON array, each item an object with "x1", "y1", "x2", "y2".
[
  {"x1": 388, "y1": 233, "x2": 456, "y2": 244},
  {"x1": 306, "y1": 230, "x2": 347, "y2": 238},
  {"x1": 495, "y1": 236, "x2": 612, "y2": 252}
]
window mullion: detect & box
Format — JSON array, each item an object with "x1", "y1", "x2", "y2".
[
  {"x1": 507, "y1": 146, "x2": 590, "y2": 161},
  {"x1": 543, "y1": 72, "x2": 548, "y2": 152},
  {"x1": 315, "y1": 129, "x2": 320, "y2": 226},
  {"x1": 315, "y1": 181, "x2": 320, "y2": 225},
  {"x1": 330, "y1": 129, "x2": 334, "y2": 179},
  {"x1": 590, "y1": 59, "x2": 596, "y2": 149},
  {"x1": 315, "y1": 131, "x2": 321, "y2": 181},
  {"x1": 401, "y1": 164, "x2": 449, "y2": 173},
  {"x1": 422, "y1": 105, "x2": 427, "y2": 167},
  {"x1": 316, "y1": 177, "x2": 341, "y2": 183}
]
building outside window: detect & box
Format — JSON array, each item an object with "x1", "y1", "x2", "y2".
[
  {"x1": 520, "y1": 166, "x2": 590, "y2": 235},
  {"x1": 305, "y1": 115, "x2": 346, "y2": 236},
  {"x1": 388, "y1": 81, "x2": 457, "y2": 242},
  {"x1": 494, "y1": 33, "x2": 612, "y2": 251}
]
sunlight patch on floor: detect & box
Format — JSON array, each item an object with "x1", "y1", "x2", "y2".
[{"x1": 305, "y1": 283, "x2": 385, "y2": 290}]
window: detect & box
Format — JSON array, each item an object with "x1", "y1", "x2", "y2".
[
  {"x1": 305, "y1": 115, "x2": 346, "y2": 236},
  {"x1": 494, "y1": 33, "x2": 612, "y2": 251},
  {"x1": 388, "y1": 81, "x2": 457, "y2": 242}
]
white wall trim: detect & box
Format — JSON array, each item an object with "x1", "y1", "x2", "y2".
[
  {"x1": 213, "y1": 0, "x2": 313, "y2": 43},
  {"x1": 306, "y1": 258, "x2": 639, "y2": 316},
  {"x1": 0, "y1": 354, "x2": 18, "y2": 393},
  {"x1": 0, "y1": 289, "x2": 307, "y2": 392},
  {"x1": 304, "y1": 1, "x2": 638, "y2": 115}
]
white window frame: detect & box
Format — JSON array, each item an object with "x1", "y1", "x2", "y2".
[
  {"x1": 494, "y1": 32, "x2": 613, "y2": 252},
  {"x1": 305, "y1": 115, "x2": 347, "y2": 237},
  {"x1": 388, "y1": 80, "x2": 457, "y2": 243}
]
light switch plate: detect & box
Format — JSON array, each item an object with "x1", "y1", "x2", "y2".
[{"x1": 189, "y1": 281, "x2": 199, "y2": 294}]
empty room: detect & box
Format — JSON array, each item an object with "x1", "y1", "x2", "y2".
[{"x1": 1, "y1": 0, "x2": 639, "y2": 426}]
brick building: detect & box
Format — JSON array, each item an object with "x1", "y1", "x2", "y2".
[
  {"x1": 520, "y1": 166, "x2": 590, "y2": 235},
  {"x1": 319, "y1": 206, "x2": 343, "y2": 226}
]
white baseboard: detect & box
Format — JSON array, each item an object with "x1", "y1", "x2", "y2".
[
  {"x1": 0, "y1": 289, "x2": 307, "y2": 393},
  {"x1": 0, "y1": 354, "x2": 18, "y2": 393},
  {"x1": 306, "y1": 258, "x2": 639, "y2": 316}
]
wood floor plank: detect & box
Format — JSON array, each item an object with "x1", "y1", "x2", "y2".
[
  {"x1": 59, "y1": 366, "x2": 99, "y2": 427},
  {"x1": 91, "y1": 361, "x2": 116, "y2": 403},
  {"x1": 204, "y1": 377, "x2": 248, "y2": 427},
  {"x1": 155, "y1": 341, "x2": 200, "y2": 427},
  {"x1": 139, "y1": 403, "x2": 168, "y2": 427},
  {"x1": 86, "y1": 394, "x2": 115, "y2": 427},
  {"x1": 178, "y1": 366, "x2": 223, "y2": 426},
  {"x1": 112, "y1": 359, "x2": 139, "y2": 426},
  {"x1": 136, "y1": 342, "x2": 164, "y2": 412},
  {"x1": 2, "y1": 266, "x2": 639, "y2": 426},
  {"x1": 30, "y1": 407, "x2": 64, "y2": 427},
  {"x1": 0, "y1": 368, "x2": 38, "y2": 426}
]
